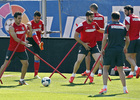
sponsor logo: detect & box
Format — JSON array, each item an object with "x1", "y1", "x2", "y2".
[
  {"x1": 132, "y1": 18, "x2": 140, "y2": 21},
  {"x1": 85, "y1": 29, "x2": 96, "y2": 32},
  {"x1": 111, "y1": 25, "x2": 124, "y2": 29}
]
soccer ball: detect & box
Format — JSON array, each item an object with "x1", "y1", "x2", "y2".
[{"x1": 41, "y1": 77, "x2": 51, "y2": 87}]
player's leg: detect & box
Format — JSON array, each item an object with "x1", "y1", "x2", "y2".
[
  {"x1": 32, "y1": 42, "x2": 41, "y2": 79},
  {"x1": 32, "y1": 33, "x2": 44, "y2": 50},
  {"x1": 69, "y1": 54, "x2": 86, "y2": 83},
  {"x1": 19, "y1": 51, "x2": 29, "y2": 85},
  {"x1": 69, "y1": 45, "x2": 87, "y2": 83},
  {"x1": 81, "y1": 52, "x2": 91, "y2": 76},
  {"x1": 89, "y1": 45, "x2": 100, "y2": 83},
  {"x1": 126, "y1": 40, "x2": 139, "y2": 78},
  {"x1": 117, "y1": 66, "x2": 128, "y2": 93},
  {"x1": 99, "y1": 65, "x2": 110, "y2": 94},
  {"x1": 97, "y1": 41, "x2": 102, "y2": 76}
]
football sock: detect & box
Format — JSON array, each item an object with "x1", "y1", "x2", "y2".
[
  {"x1": 129, "y1": 71, "x2": 134, "y2": 75},
  {"x1": 86, "y1": 70, "x2": 90, "y2": 73},
  {"x1": 90, "y1": 72, "x2": 94, "y2": 77},
  {"x1": 135, "y1": 66, "x2": 138, "y2": 71},
  {"x1": 34, "y1": 60, "x2": 40, "y2": 77},
  {"x1": 103, "y1": 85, "x2": 107, "y2": 89},
  {"x1": 20, "y1": 79, "x2": 24, "y2": 81},
  {"x1": 98, "y1": 69, "x2": 102, "y2": 74},
  {"x1": 72, "y1": 73, "x2": 76, "y2": 77}
]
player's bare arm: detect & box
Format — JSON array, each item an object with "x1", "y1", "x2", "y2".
[
  {"x1": 9, "y1": 26, "x2": 32, "y2": 47},
  {"x1": 124, "y1": 36, "x2": 130, "y2": 53},
  {"x1": 74, "y1": 32, "x2": 91, "y2": 50},
  {"x1": 97, "y1": 28, "x2": 105, "y2": 33},
  {"x1": 101, "y1": 34, "x2": 108, "y2": 54},
  {"x1": 26, "y1": 23, "x2": 33, "y2": 37}
]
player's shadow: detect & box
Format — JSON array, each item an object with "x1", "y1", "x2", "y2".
[
  {"x1": 111, "y1": 78, "x2": 132, "y2": 81},
  {"x1": 76, "y1": 76, "x2": 87, "y2": 78},
  {"x1": 88, "y1": 93, "x2": 124, "y2": 98},
  {"x1": 61, "y1": 82, "x2": 94, "y2": 87},
  {"x1": 0, "y1": 84, "x2": 22, "y2": 88},
  {"x1": 14, "y1": 78, "x2": 35, "y2": 82}
]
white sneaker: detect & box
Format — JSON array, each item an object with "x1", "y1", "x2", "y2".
[{"x1": 34, "y1": 75, "x2": 41, "y2": 79}]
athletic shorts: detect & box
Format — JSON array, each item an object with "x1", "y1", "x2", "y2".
[
  {"x1": 103, "y1": 49, "x2": 125, "y2": 66},
  {"x1": 5, "y1": 50, "x2": 28, "y2": 60},
  {"x1": 97, "y1": 41, "x2": 102, "y2": 51},
  {"x1": 128, "y1": 39, "x2": 140, "y2": 53},
  {"x1": 78, "y1": 45, "x2": 99, "y2": 56},
  {"x1": 27, "y1": 37, "x2": 40, "y2": 55}
]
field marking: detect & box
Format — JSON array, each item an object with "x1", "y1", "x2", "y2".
[{"x1": 3, "y1": 75, "x2": 20, "y2": 77}]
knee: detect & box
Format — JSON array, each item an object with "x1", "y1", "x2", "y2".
[
  {"x1": 76, "y1": 59, "x2": 82, "y2": 64},
  {"x1": 23, "y1": 61, "x2": 29, "y2": 67}
]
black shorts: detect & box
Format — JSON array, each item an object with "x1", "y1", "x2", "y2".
[
  {"x1": 103, "y1": 49, "x2": 125, "y2": 66},
  {"x1": 27, "y1": 37, "x2": 40, "y2": 55},
  {"x1": 97, "y1": 41, "x2": 102, "y2": 51},
  {"x1": 5, "y1": 50, "x2": 28, "y2": 60},
  {"x1": 128, "y1": 39, "x2": 140, "y2": 53},
  {"x1": 78, "y1": 45, "x2": 99, "y2": 56}
]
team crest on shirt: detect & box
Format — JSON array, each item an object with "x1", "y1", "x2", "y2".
[
  {"x1": 39, "y1": 25, "x2": 41, "y2": 27},
  {"x1": 92, "y1": 25, "x2": 95, "y2": 28},
  {"x1": 22, "y1": 27, "x2": 24, "y2": 30}
]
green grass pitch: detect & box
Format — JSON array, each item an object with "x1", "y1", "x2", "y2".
[{"x1": 0, "y1": 72, "x2": 140, "y2": 100}]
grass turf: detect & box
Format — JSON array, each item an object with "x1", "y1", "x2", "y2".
[{"x1": 0, "y1": 72, "x2": 140, "y2": 100}]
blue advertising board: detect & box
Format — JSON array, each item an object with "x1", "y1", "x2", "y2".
[{"x1": 0, "y1": 0, "x2": 140, "y2": 37}]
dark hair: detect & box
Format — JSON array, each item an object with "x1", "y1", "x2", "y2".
[
  {"x1": 90, "y1": 3, "x2": 98, "y2": 11},
  {"x1": 124, "y1": 5, "x2": 133, "y2": 13},
  {"x1": 86, "y1": 11, "x2": 94, "y2": 16},
  {"x1": 14, "y1": 12, "x2": 22, "y2": 18},
  {"x1": 34, "y1": 11, "x2": 41, "y2": 17},
  {"x1": 111, "y1": 12, "x2": 120, "y2": 20}
]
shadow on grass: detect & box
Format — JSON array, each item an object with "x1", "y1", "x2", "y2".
[
  {"x1": 76, "y1": 76, "x2": 87, "y2": 78},
  {"x1": 110, "y1": 78, "x2": 132, "y2": 81},
  {"x1": 0, "y1": 84, "x2": 22, "y2": 88},
  {"x1": 61, "y1": 82, "x2": 95, "y2": 87},
  {"x1": 14, "y1": 78, "x2": 35, "y2": 82},
  {"x1": 88, "y1": 93, "x2": 124, "y2": 98}
]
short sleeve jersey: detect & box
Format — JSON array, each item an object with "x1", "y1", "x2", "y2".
[
  {"x1": 76, "y1": 21, "x2": 100, "y2": 48},
  {"x1": 8, "y1": 23, "x2": 26, "y2": 52},
  {"x1": 27, "y1": 20, "x2": 44, "y2": 41},
  {"x1": 105, "y1": 21, "x2": 128, "y2": 50},
  {"x1": 93, "y1": 13, "x2": 104, "y2": 41},
  {"x1": 125, "y1": 14, "x2": 140, "y2": 41}
]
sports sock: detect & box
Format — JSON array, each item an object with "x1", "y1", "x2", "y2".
[
  {"x1": 98, "y1": 69, "x2": 102, "y2": 74},
  {"x1": 32, "y1": 33, "x2": 40, "y2": 45},
  {"x1": 103, "y1": 85, "x2": 107, "y2": 89},
  {"x1": 20, "y1": 79, "x2": 24, "y2": 81},
  {"x1": 129, "y1": 71, "x2": 134, "y2": 75},
  {"x1": 135, "y1": 66, "x2": 138, "y2": 71},
  {"x1": 90, "y1": 72, "x2": 94, "y2": 77},
  {"x1": 72, "y1": 73, "x2": 76, "y2": 77},
  {"x1": 86, "y1": 70, "x2": 90, "y2": 73},
  {"x1": 123, "y1": 86, "x2": 127, "y2": 91},
  {"x1": 34, "y1": 60, "x2": 40, "y2": 77}
]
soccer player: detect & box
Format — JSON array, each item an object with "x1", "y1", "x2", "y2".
[
  {"x1": 0, "y1": 12, "x2": 31, "y2": 85},
  {"x1": 81, "y1": 3, "x2": 104, "y2": 77},
  {"x1": 69, "y1": 11, "x2": 104, "y2": 83},
  {"x1": 99, "y1": 12, "x2": 130, "y2": 94},
  {"x1": 124, "y1": 5, "x2": 140, "y2": 78},
  {"x1": 27, "y1": 11, "x2": 44, "y2": 79}
]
